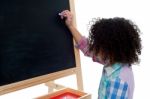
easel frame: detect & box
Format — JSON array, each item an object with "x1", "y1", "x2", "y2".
[{"x1": 0, "y1": 0, "x2": 83, "y2": 95}]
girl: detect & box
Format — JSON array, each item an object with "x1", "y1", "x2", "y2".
[{"x1": 59, "y1": 10, "x2": 141, "y2": 99}]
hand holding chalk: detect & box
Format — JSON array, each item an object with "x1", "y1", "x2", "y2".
[{"x1": 59, "y1": 10, "x2": 73, "y2": 27}]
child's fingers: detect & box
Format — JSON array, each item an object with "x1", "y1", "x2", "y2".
[
  {"x1": 60, "y1": 15, "x2": 64, "y2": 19},
  {"x1": 59, "y1": 10, "x2": 67, "y2": 16},
  {"x1": 61, "y1": 10, "x2": 70, "y2": 15},
  {"x1": 59, "y1": 10, "x2": 71, "y2": 18},
  {"x1": 59, "y1": 10, "x2": 73, "y2": 26}
]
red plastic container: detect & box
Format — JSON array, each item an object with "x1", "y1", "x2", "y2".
[{"x1": 50, "y1": 92, "x2": 80, "y2": 99}]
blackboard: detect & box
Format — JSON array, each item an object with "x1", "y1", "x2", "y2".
[{"x1": 0, "y1": 0, "x2": 76, "y2": 86}]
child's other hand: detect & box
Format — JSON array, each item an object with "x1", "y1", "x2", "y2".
[{"x1": 59, "y1": 10, "x2": 73, "y2": 27}]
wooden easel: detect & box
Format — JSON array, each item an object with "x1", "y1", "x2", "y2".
[{"x1": 0, "y1": 0, "x2": 83, "y2": 96}]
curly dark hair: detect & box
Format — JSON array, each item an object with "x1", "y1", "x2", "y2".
[{"x1": 89, "y1": 17, "x2": 142, "y2": 65}]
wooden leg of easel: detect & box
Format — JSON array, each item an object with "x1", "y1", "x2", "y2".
[
  {"x1": 45, "y1": 81, "x2": 65, "y2": 93},
  {"x1": 76, "y1": 68, "x2": 84, "y2": 91},
  {"x1": 45, "y1": 81, "x2": 55, "y2": 92},
  {"x1": 45, "y1": 67, "x2": 84, "y2": 92}
]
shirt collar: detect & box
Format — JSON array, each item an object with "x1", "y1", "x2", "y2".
[{"x1": 104, "y1": 63, "x2": 122, "y2": 77}]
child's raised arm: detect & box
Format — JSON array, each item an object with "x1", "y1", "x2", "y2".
[
  {"x1": 59, "y1": 10, "x2": 104, "y2": 64},
  {"x1": 59, "y1": 10, "x2": 82, "y2": 44}
]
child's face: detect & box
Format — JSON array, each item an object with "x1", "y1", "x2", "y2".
[{"x1": 98, "y1": 52, "x2": 104, "y2": 61}]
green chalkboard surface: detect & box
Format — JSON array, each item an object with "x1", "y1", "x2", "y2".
[{"x1": 0, "y1": 0, "x2": 76, "y2": 86}]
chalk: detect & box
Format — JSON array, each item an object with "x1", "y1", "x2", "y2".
[
  {"x1": 58, "y1": 13, "x2": 62, "y2": 16},
  {"x1": 58, "y1": 13, "x2": 67, "y2": 20}
]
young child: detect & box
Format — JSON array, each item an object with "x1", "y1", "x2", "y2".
[{"x1": 59, "y1": 10, "x2": 141, "y2": 99}]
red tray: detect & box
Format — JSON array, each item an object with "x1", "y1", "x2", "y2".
[{"x1": 50, "y1": 92, "x2": 80, "y2": 99}]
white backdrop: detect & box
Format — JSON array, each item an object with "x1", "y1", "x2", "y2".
[
  {"x1": 75, "y1": 0, "x2": 150, "y2": 99},
  {"x1": 0, "y1": 0, "x2": 150, "y2": 99}
]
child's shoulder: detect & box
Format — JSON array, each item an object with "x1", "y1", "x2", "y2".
[{"x1": 119, "y1": 65, "x2": 134, "y2": 83}]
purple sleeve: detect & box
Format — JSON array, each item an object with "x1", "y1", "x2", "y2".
[{"x1": 75, "y1": 36, "x2": 104, "y2": 64}]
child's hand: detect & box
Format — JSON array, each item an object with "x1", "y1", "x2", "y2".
[{"x1": 59, "y1": 10, "x2": 73, "y2": 27}]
